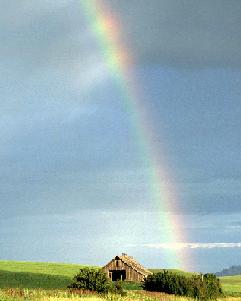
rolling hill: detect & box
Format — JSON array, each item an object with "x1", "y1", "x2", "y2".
[{"x1": 0, "y1": 260, "x2": 92, "y2": 289}]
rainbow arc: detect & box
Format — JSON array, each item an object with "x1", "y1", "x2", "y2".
[{"x1": 81, "y1": 0, "x2": 189, "y2": 270}]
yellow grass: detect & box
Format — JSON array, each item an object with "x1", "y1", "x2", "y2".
[
  {"x1": 2, "y1": 289, "x2": 241, "y2": 301},
  {"x1": 38, "y1": 296, "x2": 241, "y2": 301},
  {"x1": 38, "y1": 296, "x2": 105, "y2": 301},
  {"x1": 218, "y1": 299, "x2": 241, "y2": 301},
  {"x1": 29, "y1": 295, "x2": 241, "y2": 301}
]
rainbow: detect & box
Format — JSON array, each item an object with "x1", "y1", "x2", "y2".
[{"x1": 81, "y1": 0, "x2": 189, "y2": 270}]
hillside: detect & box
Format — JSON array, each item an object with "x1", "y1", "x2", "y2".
[
  {"x1": 0, "y1": 261, "x2": 193, "y2": 290},
  {"x1": 0, "y1": 260, "x2": 95, "y2": 289}
]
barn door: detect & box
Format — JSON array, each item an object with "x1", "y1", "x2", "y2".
[{"x1": 110, "y1": 270, "x2": 126, "y2": 281}]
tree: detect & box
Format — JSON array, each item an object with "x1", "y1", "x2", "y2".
[{"x1": 68, "y1": 268, "x2": 112, "y2": 293}]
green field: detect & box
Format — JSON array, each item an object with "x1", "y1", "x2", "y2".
[
  {"x1": 0, "y1": 260, "x2": 241, "y2": 297},
  {"x1": 0, "y1": 261, "x2": 195, "y2": 290},
  {"x1": 0, "y1": 261, "x2": 94, "y2": 289},
  {"x1": 219, "y1": 275, "x2": 241, "y2": 295}
]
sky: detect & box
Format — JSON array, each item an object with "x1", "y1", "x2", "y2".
[{"x1": 0, "y1": 0, "x2": 241, "y2": 273}]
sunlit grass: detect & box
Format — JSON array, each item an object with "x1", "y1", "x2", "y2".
[
  {"x1": 0, "y1": 261, "x2": 93, "y2": 277},
  {"x1": 219, "y1": 275, "x2": 241, "y2": 295},
  {"x1": 0, "y1": 261, "x2": 98, "y2": 289}
]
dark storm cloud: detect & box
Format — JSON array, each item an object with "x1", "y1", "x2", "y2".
[
  {"x1": 1, "y1": 1, "x2": 241, "y2": 71},
  {"x1": 108, "y1": 0, "x2": 241, "y2": 68}
]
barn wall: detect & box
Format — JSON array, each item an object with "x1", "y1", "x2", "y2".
[{"x1": 103, "y1": 258, "x2": 145, "y2": 282}]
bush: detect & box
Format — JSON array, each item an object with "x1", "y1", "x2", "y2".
[
  {"x1": 113, "y1": 280, "x2": 127, "y2": 296},
  {"x1": 68, "y1": 268, "x2": 113, "y2": 293},
  {"x1": 143, "y1": 270, "x2": 222, "y2": 300},
  {"x1": 206, "y1": 273, "x2": 222, "y2": 297}
]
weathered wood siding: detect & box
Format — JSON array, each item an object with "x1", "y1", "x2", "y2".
[{"x1": 103, "y1": 258, "x2": 145, "y2": 282}]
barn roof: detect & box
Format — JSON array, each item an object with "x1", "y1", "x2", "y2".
[
  {"x1": 118, "y1": 254, "x2": 152, "y2": 276},
  {"x1": 104, "y1": 253, "x2": 152, "y2": 276}
]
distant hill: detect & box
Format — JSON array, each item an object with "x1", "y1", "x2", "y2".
[{"x1": 216, "y1": 265, "x2": 241, "y2": 276}]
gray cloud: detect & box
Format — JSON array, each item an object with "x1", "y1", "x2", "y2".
[
  {"x1": 1, "y1": 1, "x2": 241, "y2": 273},
  {"x1": 0, "y1": 0, "x2": 107, "y2": 92},
  {"x1": 0, "y1": 1, "x2": 240, "y2": 219},
  {"x1": 1, "y1": 0, "x2": 241, "y2": 73},
  {"x1": 108, "y1": 0, "x2": 241, "y2": 68}
]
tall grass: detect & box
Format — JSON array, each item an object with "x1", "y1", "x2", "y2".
[
  {"x1": 0, "y1": 289, "x2": 193, "y2": 301},
  {"x1": 2, "y1": 289, "x2": 241, "y2": 301}
]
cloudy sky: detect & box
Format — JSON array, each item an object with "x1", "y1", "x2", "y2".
[{"x1": 0, "y1": 0, "x2": 241, "y2": 273}]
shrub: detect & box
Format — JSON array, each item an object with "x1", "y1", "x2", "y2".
[
  {"x1": 143, "y1": 270, "x2": 222, "y2": 300},
  {"x1": 206, "y1": 273, "x2": 222, "y2": 297},
  {"x1": 68, "y1": 268, "x2": 113, "y2": 293},
  {"x1": 113, "y1": 280, "x2": 127, "y2": 296}
]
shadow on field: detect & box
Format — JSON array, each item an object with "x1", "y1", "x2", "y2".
[{"x1": 0, "y1": 270, "x2": 72, "y2": 289}]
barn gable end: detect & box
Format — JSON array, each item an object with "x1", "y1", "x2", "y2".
[{"x1": 102, "y1": 253, "x2": 152, "y2": 282}]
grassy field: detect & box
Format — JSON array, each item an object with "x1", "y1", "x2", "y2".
[
  {"x1": 0, "y1": 260, "x2": 241, "y2": 300},
  {"x1": 0, "y1": 262, "x2": 193, "y2": 290},
  {"x1": 219, "y1": 275, "x2": 241, "y2": 295},
  {"x1": 0, "y1": 261, "x2": 93, "y2": 289}
]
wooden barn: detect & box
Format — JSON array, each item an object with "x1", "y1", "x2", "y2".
[{"x1": 102, "y1": 253, "x2": 152, "y2": 282}]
